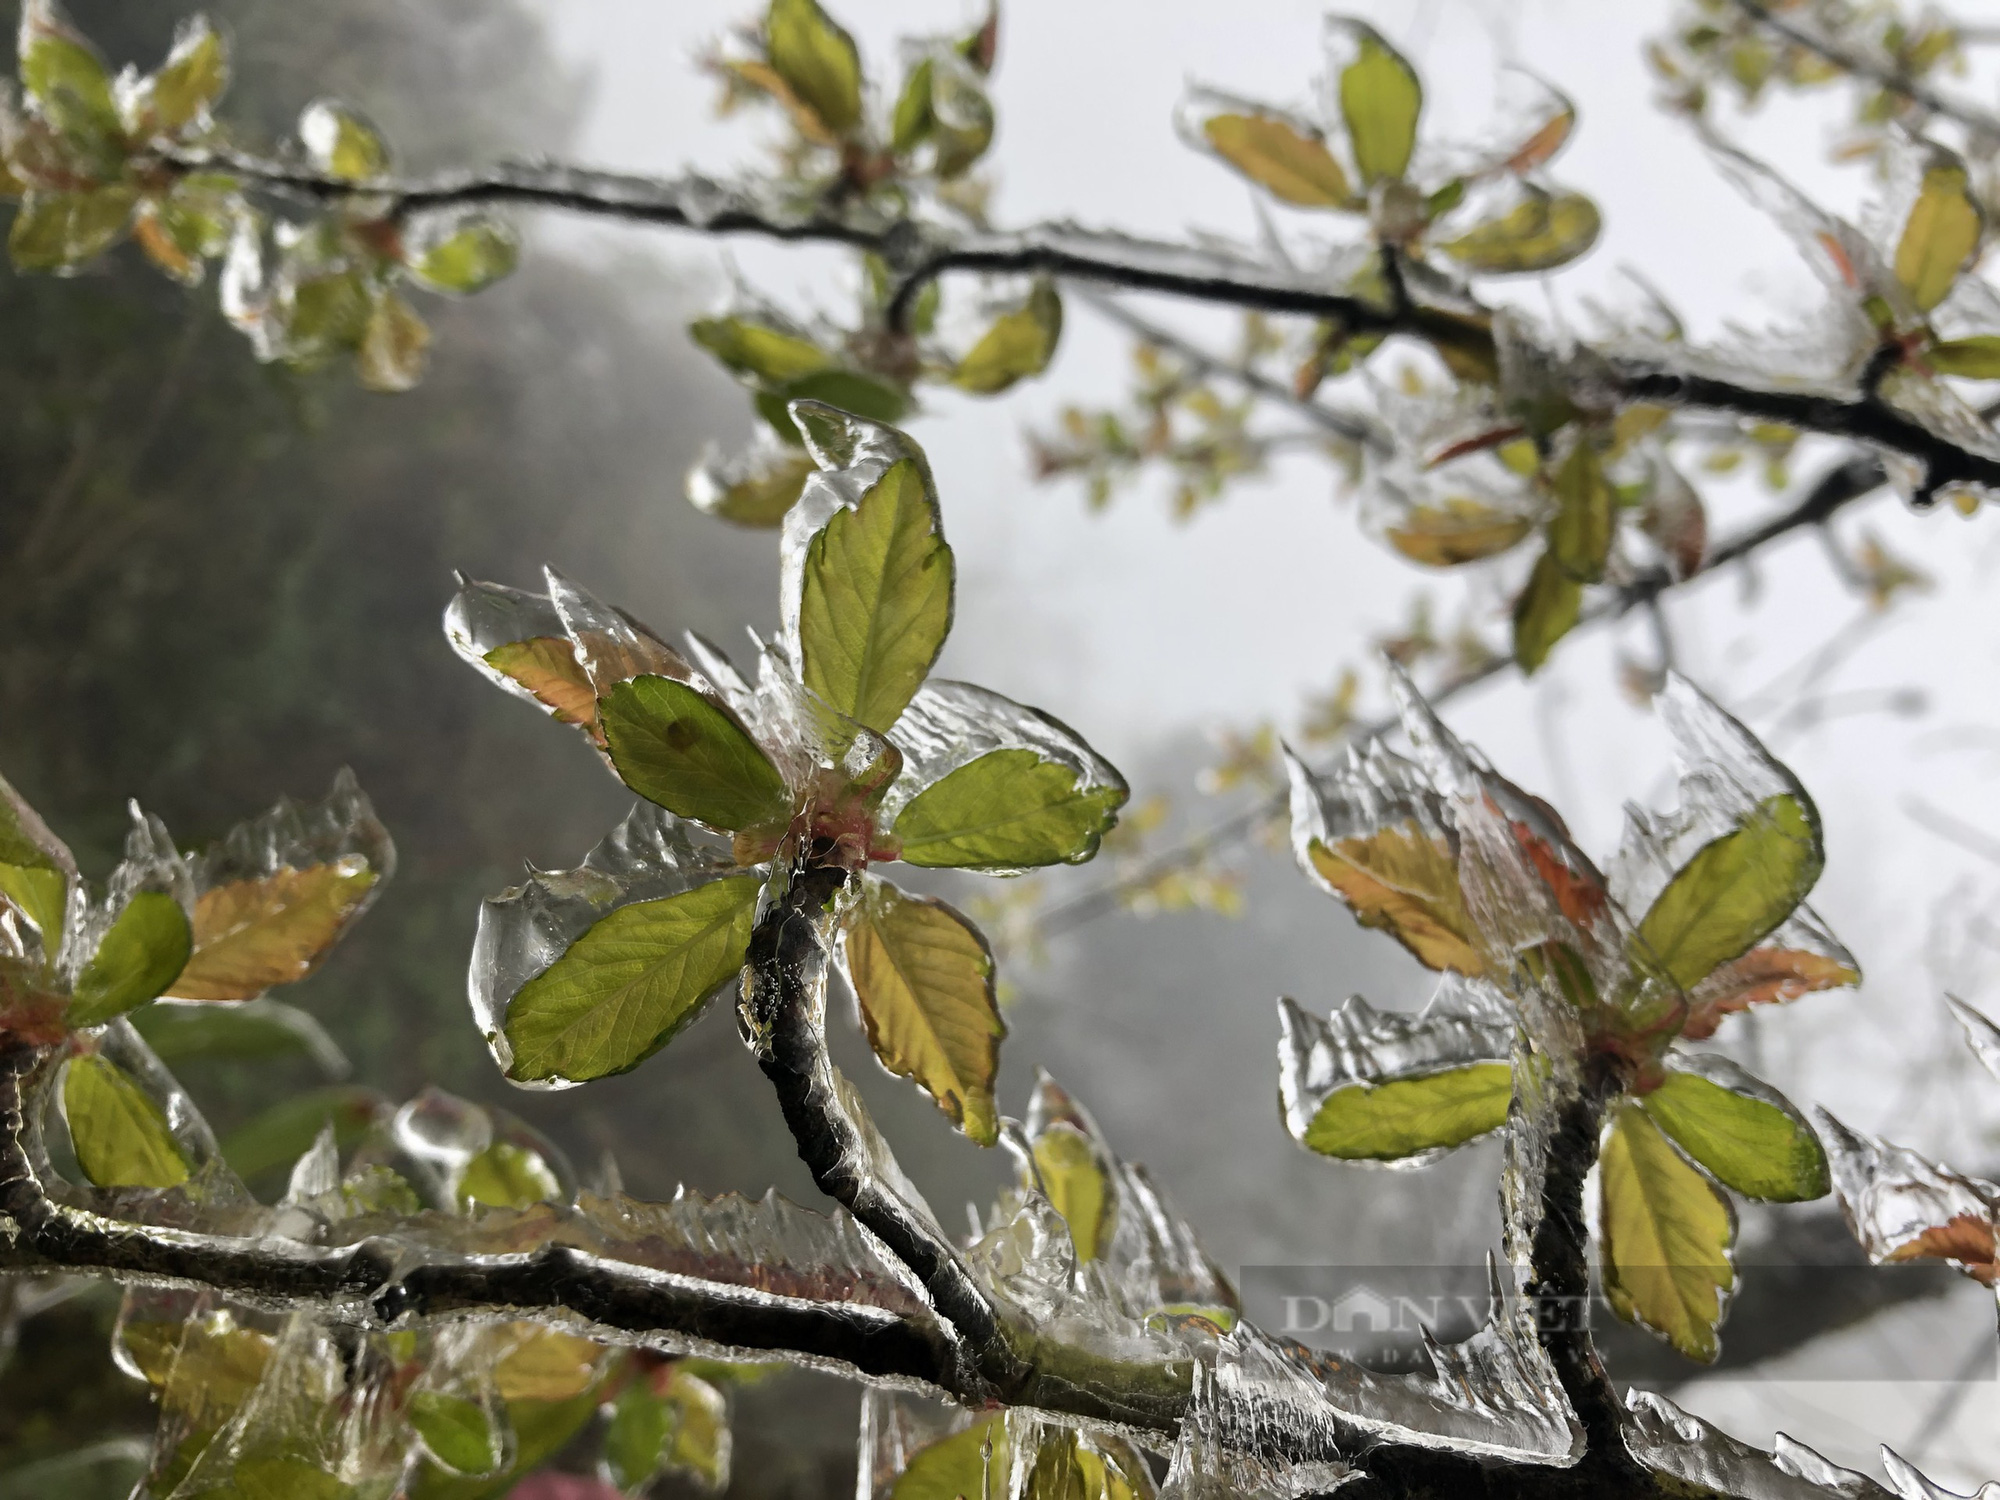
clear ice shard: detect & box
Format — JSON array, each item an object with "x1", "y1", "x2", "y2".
[
  {"x1": 1623, "y1": 1388, "x2": 1896, "y2": 1500},
  {"x1": 1881, "y1": 1447, "x2": 2000, "y2": 1500},
  {"x1": 469, "y1": 802, "x2": 741, "y2": 1082},
  {"x1": 1814, "y1": 1108, "x2": 2000, "y2": 1283},
  {"x1": 63, "y1": 800, "x2": 195, "y2": 991},
  {"x1": 442, "y1": 574, "x2": 575, "y2": 707},
  {"x1": 1276, "y1": 977, "x2": 1514, "y2": 1163},
  {"x1": 1947, "y1": 996, "x2": 2000, "y2": 1083}
]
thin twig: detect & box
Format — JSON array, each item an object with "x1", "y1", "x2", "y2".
[{"x1": 1731, "y1": 0, "x2": 2000, "y2": 137}]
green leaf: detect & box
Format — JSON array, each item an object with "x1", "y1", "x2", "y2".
[
  {"x1": 1033, "y1": 1123, "x2": 1111, "y2": 1263},
  {"x1": 605, "y1": 1381, "x2": 674, "y2": 1492},
  {"x1": 1384, "y1": 497, "x2": 1533, "y2": 567},
  {"x1": 891, "y1": 1415, "x2": 1005, "y2": 1500},
  {"x1": 219, "y1": 1085, "x2": 383, "y2": 1182},
  {"x1": 799, "y1": 457, "x2": 953, "y2": 732},
  {"x1": 1640, "y1": 1063, "x2": 1828, "y2": 1202},
  {"x1": 756, "y1": 369, "x2": 910, "y2": 444},
  {"x1": 893, "y1": 748, "x2": 1123, "y2": 869},
  {"x1": 765, "y1": 0, "x2": 862, "y2": 138},
  {"x1": 410, "y1": 1392, "x2": 506, "y2": 1478},
  {"x1": 691, "y1": 315, "x2": 834, "y2": 385},
  {"x1": 1894, "y1": 155, "x2": 1983, "y2": 314},
  {"x1": 146, "y1": 16, "x2": 229, "y2": 135},
  {"x1": 844, "y1": 879, "x2": 1003, "y2": 1145},
  {"x1": 892, "y1": 57, "x2": 935, "y2": 153},
  {"x1": 19, "y1": 2, "x2": 118, "y2": 137},
  {"x1": 502, "y1": 874, "x2": 762, "y2": 1084},
  {"x1": 408, "y1": 218, "x2": 518, "y2": 295},
  {"x1": 1338, "y1": 26, "x2": 1422, "y2": 185},
  {"x1": 1200, "y1": 112, "x2": 1354, "y2": 208},
  {"x1": 298, "y1": 99, "x2": 388, "y2": 181},
  {"x1": 660, "y1": 1370, "x2": 729, "y2": 1490},
  {"x1": 600, "y1": 674, "x2": 792, "y2": 832},
  {"x1": 230, "y1": 1457, "x2": 356, "y2": 1500},
  {"x1": 1439, "y1": 191, "x2": 1602, "y2": 274},
  {"x1": 68, "y1": 891, "x2": 192, "y2": 1026},
  {"x1": 1599, "y1": 1102, "x2": 1735, "y2": 1363},
  {"x1": 131, "y1": 999, "x2": 347, "y2": 1072},
  {"x1": 1511, "y1": 549, "x2": 1581, "y2": 674},
  {"x1": 457, "y1": 1140, "x2": 561, "y2": 1211},
  {"x1": 688, "y1": 446, "x2": 816, "y2": 528},
  {"x1": 1636, "y1": 793, "x2": 1820, "y2": 991},
  {"x1": 63, "y1": 1052, "x2": 190, "y2": 1189},
  {"x1": 952, "y1": 280, "x2": 1064, "y2": 395},
  {"x1": 1548, "y1": 437, "x2": 1613, "y2": 582},
  {"x1": 0, "y1": 771, "x2": 74, "y2": 945},
  {"x1": 8, "y1": 185, "x2": 137, "y2": 271},
  {"x1": 1300, "y1": 1062, "x2": 1512, "y2": 1161},
  {"x1": 1928, "y1": 335, "x2": 2000, "y2": 378},
  {"x1": 357, "y1": 289, "x2": 431, "y2": 393}
]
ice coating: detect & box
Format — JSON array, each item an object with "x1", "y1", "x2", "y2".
[
  {"x1": 1276, "y1": 978, "x2": 1515, "y2": 1161},
  {"x1": 1879, "y1": 368, "x2": 2000, "y2": 468},
  {"x1": 182, "y1": 766, "x2": 396, "y2": 905},
  {"x1": 62, "y1": 799, "x2": 196, "y2": 991},
  {"x1": 442, "y1": 574, "x2": 574, "y2": 710},
  {"x1": 1881, "y1": 1447, "x2": 2000, "y2": 1500},
  {"x1": 1814, "y1": 1109, "x2": 2000, "y2": 1283},
  {"x1": 1947, "y1": 996, "x2": 2000, "y2": 1084},
  {"x1": 1623, "y1": 1389, "x2": 1895, "y2": 1500},
  {"x1": 857, "y1": 1390, "x2": 986, "y2": 1500},
  {"x1": 1166, "y1": 1350, "x2": 1355, "y2": 1500},
  {"x1": 744, "y1": 635, "x2": 901, "y2": 798},
  {"x1": 687, "y1": 431, "x2": 812, "y2": 522},
  {"x1": 543, "y1": 565, "x2": 698, "y2": 696},
  {"x1": 1681, "y1": 905, "x2": 1857, "y2": 1039},
  {"x1": 878, "y1": 679, "x2": 1127, "y2": 834},
  {"x1": 392, "y1": 1087, "x2": 493, "y2": 1191},
  {"x1": 468, "y1": 802, "x2": 743, "y2": 1081}
]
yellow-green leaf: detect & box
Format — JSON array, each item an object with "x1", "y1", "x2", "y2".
[
  {"x1": 799, "y1": 457, "x2": 953, "y2": 733},
  {"x1": 298, "y1": 98, "x2": 388, "y2": 181},
  {"x1": 63, "y1": 1052, "x2": 190, "y2": 1189},
  {"x1": 600, "y1": 674, "x2": 791, "y2": 833},
  {"x1": 952, "y1": 280, "x2": 1063, "y2": 395},
  {"x1": 892, "y1": 56, "x2": 935, "y2": 153},
  {"x1": 1548, "y1": 438, "x2": 1613, "y2": 582},
  {"x1": 1894, "y1": 156, "x2": 1984, "y2": 313},
  {"x1": 409, "y1": 218, "x2": 518, "y2": 295},
  {"x1": 1201, "y1": 112, "x2": 1353, "y2": 208},
  {"x1": 690, "y1": 316, "x2": 834, "y2": 385},
  {"x1": 1306, "y1": 825, "x2": 1483, "y2": 976},
  {"x1": 893, "y1": 749, "x2": 1123, "y2": 870},
  {"x1": 1301, "y1": 1062, "x2": 1513, "y2": 1161},
  {"x1": 1599, "y1": 1103, "x2": 1735, "y2": 1363},
  {"x1": 689, "y1": 447, "x2": 816, "y2": 528},
  {"x1": 8, "y1": 185, "x2": 136, "y2": 271},
  {"x1": 19, "y1": 3, "x2": 117, "y2": 136},
  {"x1": 1033, "y1": 1123, "x2": 1111, "y2": 1263},
  {"x1": 0, "y1": 771, "x2": 74, "y2": 944},
  {"x1": 146, "y1": 16, "x2": 228, "y2": 135},
  {"x1": 1440, "y1": 191, "x2": 1601, "y2": 275},
  {"x1": 1635, "y1": 794, "x2": 1820, "y2": 991},
  {"x1": 219, "y1": 1085, "x2": 383, "y2": 1182},
  {"x1": 409, "y1": 1391, "x2": 506, "y2": 1478},
  {"x1": 1640, "y1": 1066, "x2": 1828, "y2": 1203},
  {"x1": 1928, "y1": 335, "x2": 2000, "y2": 379},
  {"x1": 168, "y1": 859, "x2": 378, "y2": 1002},
  {"x1": 483, "y1": 637, "x2": 600, "y2": 735},
  {"x1": 357, "y1": 290, "x2": 431, "y2": 393},
  {"x1": 844, "y1": 879, "x2": 1002, "y2": 1145},
  {"x1": 890, "y1": 1414, "x2": 1006, "y2": 1500},
  {"x1": 765, "y1": 0, "x2": 862, "y2": 139},
  {"x1": 661, "y1": 1369, "x2": 729, "y2": 1490},
  {"x1": 1338, "y1": 26, "x2": 1422, "y2": 185},
  {"x1": 502, "y1": 874, "x2": 762, "y2": 1084},
  {"x1": 69, "y1": 891, "x2": 191, "y2": 1026},
  {"x1": 1385, "y1": 498, "x2": 1534, "y2": 567},
  {"x1": 458, "y1": 1140, "x2": 561, "y2": 1211},
  {"x1": 1511, "y1": 549, "x2": 1581, "y2": 674}
]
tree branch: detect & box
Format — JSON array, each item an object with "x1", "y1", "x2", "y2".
[
  {"x1": 1037, "y1": 453, "x2": 1889, "y2": 938},
  {"x1": 1729, "y1": 0, "x2": 2000, "y2": 138}
]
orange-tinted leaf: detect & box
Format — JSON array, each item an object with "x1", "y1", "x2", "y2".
[
  {"x1": 485, "y1": 637, "x2": 601, "y2": 742},
  {"x1": 1308, "y1": 826, "x2": 1484, "y2": 976},
  {"x1": 1505, "y1": 107, "x2": 1573, "y2": 173},
  {"x1": 1385, "y1": 498, "x2": 1534, "y2": 567},
  {"x1": 1885, "y1": 1216, "x2": 1999, "y2": 1285},
  {"x1": 1682, "y1": 941, "x2": 1857, "y2": 1041},
  {"x1": 168, "y1": 858, "x2": 378, "y2": 1001}
]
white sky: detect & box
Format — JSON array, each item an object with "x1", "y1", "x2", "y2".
[{"x1": 525, "y1": 0, "x2": 2000, "y2": 1480}]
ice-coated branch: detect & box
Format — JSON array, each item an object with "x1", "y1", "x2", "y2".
[
  {"x1": 1729, "y1": 0, "x2": 2000, "y2": 138},
  {"x1": 1039, "y1": 453, "x2": 1890, "y2": 938},
  {"x1": 159, "y1": 149, "x2": 2000, "y2": 499}
]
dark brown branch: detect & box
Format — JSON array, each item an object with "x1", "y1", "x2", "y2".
[
  {"x1": 1038, "y1": 454, "x2": 1889, "y2": 938},
  {"x1": 1730, "y1": 0, "x2": 2000, "y2": 138}
]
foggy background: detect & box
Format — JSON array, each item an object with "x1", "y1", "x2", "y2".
[{"x1": 3, "y1": 0, "x2": 2000, "y2": 1493}]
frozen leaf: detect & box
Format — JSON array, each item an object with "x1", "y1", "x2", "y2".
[
  {"x1": 8, "y1": 184, "x2": 136, "y2": 270},
  {"x1": 1600, "y1": 1102, "x2": 1735, "y2": 1362},
  {"x1": 1384, "y1": 496, "x2": 1534, "y2": 567},
  {"x1": 1622, "y1": 1390, "x2": 1886, "y2": 1500},
  {"x1": 1033, "y1": 1122, "x2": 1111, "y2": 1264},
  {"x1": 1547, "y1": 437, "x2": 1612, "y2": 583},
  {"x1": 168, "y1": 773, "x2": 391, "y2": 1002},
  {"x1": 841, "y1": 875, "x2": 1002, "y2": 1145},
  {"x1": 891, "y1": 56, "x2": 935, "y2": 153},
  {"x1": 1681, "y1": 908, "x2": 1858, "y2": 1040},
  {"x1": 1512, "y1": 550, "x2": 1581, "y2": 673},
  {"x1": 925, "y1": 55, "x2": 995, "y2": 178},
  {"x1": 1286, "y1": 742, "x2": 1484, "y2": 975},
  {"x1": 132, "y1": 998, "x2": 349, "y2": 1074},
  {"x1": 1196, "y1": 106, "x2": 1354, "y2": 209},
  {"x1": 68, "y1": 889, "x2": 190, "y2": 1025},
  {"x1": 1440, "y1": 188, "x2": 1601, "y2": 274},
  {"x1": 1947, "y1": 995, "x2": 2000, "y2": 1083},
  {"x1": 406, "y1": 214, "x2": 518, "y2": 295},
  {"x1": 0, "y1": 768, "x2": 76, "y2": 949},
  {"x1": 757, "y1": 370, "x2": 911, "y2": 443},
  {"x1": 892, "y1": 1412, "x2": 1005, "y2": 1500},
  {"x1": 298, "y1": 98, "x2": 388, "y2": 180},
  {"x1": 1333, "y1": 21, "x2": 1421, "y2": 185},
  {"x1": 600, "y1": 675, "x2": 792, "y2": 834},
  {"x1": 1021, "y1": 1420, "x2": 1155, "y2": 1500},
  {"x1": 1815, "y1": 1109, "x2": 2000, "y2": 1284},
  {"x1": 545, "y1": 568, "x2": 698, "y2": 700},
  {"x1": 483, "y1": 637, "x2": 599, "y2": 733},
  {"x1": 17, "y1": 0, "x2": 116, "y2": 137},
  {"x1": 765, "y1": 0, "x2": 862, "y2": 139},
  {"x1": 1639, "y1": 457, "x2": 1707, "y2": 580},
  {"x1": 689, "y1": 438, "x2": 818, "y2": 527},
  {"x1": 660, "y1": 1368, "x2": 730, "y2": 1490},
  {"x1": 220, "y1": 1084, "x2": 384, "y2": 1181},
  {"x1": 1276, "y1": 978, "x2": 1515, "y2": 1164},
  {"x1": 140, "y1": 14, "x2": 228, "y2": 135},
  {"x1": 357, "y1": 288, "x2": 431, "y2": 392},
  {"x1": 953, "y1": 279, "x2": 1063, "y2": 395},
  {"x1": 62, "y1": 1051, "x2": 192, "y2": 1189},
  {"x1": 1927, "y1": 335, "x2": 2000, "y2": 379},
  {"x1": 1635, "y1": 792, "x2": 1818, "y2": 992},
  {"x1": 785, "y1": 430, "x2": 953, "y2": 734},
  {"x1": 1893, "y1": 151, "x2": 1983, "y2": 314},
  {"x1": 690, "y1": 314, "x2": 833, "y2": 384},
  {"x1": 1640, "y1": 1054, "x2": 1827, "y2": 1202},
  {"x1": 410, "y1": 1390, "x2": 507, "y2": 1477},
  {"x1": 459, "y1": 1139, "x2": 562, "y2": 1211}
]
